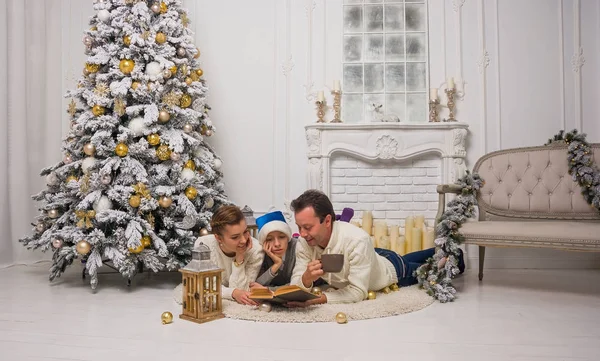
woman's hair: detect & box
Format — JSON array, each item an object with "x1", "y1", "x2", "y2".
[
  {"x1": 210, "y1": 205, "x2": 245, "y2": 236},
  {"x1": 290, "y1": 189, "x2": 335, "y2": 224}
]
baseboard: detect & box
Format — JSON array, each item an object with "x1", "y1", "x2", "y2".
[{"x1": 463, "y1": 245, "x2": 600, "y2": 269}]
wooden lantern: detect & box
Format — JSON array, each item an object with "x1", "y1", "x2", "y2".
[{"x1": 179, "y1": 242, "x2": 224, "y2": 324}]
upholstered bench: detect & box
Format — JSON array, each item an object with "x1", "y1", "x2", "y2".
[{"x1": 436, "y1": 143, "x2": 600, "y2": 280}]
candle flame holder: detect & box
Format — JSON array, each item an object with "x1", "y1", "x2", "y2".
[
  {"x1": 428, "y1": 99, "x2": 440, "y2": 123},
  {"x1": 315, "y1": 100, "x2": 326, "y2": 123},
  {"x1": 444, "y1": 88, "x2": 457, "y2": 122}
]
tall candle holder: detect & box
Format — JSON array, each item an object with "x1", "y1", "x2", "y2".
[
  {"x1": 445, "y1": 88, "x2": 456, "y2": 122},
  {"x1": 428, "y1": 99, "x2": 440, "y2": 122},
  {"x1": 315, "y1": 100, "x2": 326, "y2": 123},
  {"x1": 331, "y1": 90, "x2": 342, "y2": 123}
]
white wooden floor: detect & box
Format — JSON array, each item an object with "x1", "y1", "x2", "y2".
[{"x1": 1, "y1": 262, "x2": 599, "y2": 361}]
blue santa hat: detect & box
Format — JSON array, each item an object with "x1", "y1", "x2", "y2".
[{"x1": 256, "y1": 211, "x2": 292, "y2": 245}]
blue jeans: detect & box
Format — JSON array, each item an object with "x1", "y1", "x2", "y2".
[{"x1": 375, "y1": 247, "x2": 435, "y2": 286}]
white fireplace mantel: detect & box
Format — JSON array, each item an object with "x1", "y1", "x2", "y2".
[{"x1": 304, "y1": 122, "x2": 469, "y2": 197}]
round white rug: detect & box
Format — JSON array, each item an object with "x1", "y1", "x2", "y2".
[{"x1": 173, "y1": 284, "x2": 434, "y2": 323}]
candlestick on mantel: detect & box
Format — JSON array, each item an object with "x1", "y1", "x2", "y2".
[{"x1": 430, "y1": 88, "x2": 438, "y2": 100}]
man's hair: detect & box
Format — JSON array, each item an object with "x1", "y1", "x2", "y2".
[
  {"x1": 290, "y1": 189, "x2": 335, "y2": 224},
  {"x1": 210, "y1": 205, "x2": 245, "y2": 236}
]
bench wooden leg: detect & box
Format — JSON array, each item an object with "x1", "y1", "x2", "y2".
[{"x1": 478, "y1": 246, "x2": 485, "y2": 281}]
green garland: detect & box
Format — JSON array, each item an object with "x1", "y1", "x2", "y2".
[
  {"x1": 415, "y1": 171, "x2": 484, "y2": 303},
  {"x1": 546, "y1": 129, "x2": 600, "y2": 210}
]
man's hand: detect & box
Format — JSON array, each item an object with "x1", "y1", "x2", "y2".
[
  {"x1": 285, "y1": 293, "x2": 327, "y2": 308},
  {"x1": 302, "y1": 259, "x2": 324, "y2": 288},
  {"x1": 232, "y1": 288, "x2": 258, "y2": 306},
  {"x1": 249, "y1": 282, "x2": 268, "y2": 291}
]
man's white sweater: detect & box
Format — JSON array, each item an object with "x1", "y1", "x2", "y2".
[
  {"x1": 194, "y1": 234, "x2": 264, "y2": 300},
  {"x1": 290, "y1": 221, "x2": 398, "y2": 304}
]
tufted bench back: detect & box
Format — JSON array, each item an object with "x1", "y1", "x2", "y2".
[{"x1": 473, "y1": 143, "x2": 600, "y2": 221}]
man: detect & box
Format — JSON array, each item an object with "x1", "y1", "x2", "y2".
[
  {"x1": 287, "y1": 189, "x2": 463, "y2": 307},
  {"x1": 287, "y1": 189, "x2": 400, "y2": 306}
]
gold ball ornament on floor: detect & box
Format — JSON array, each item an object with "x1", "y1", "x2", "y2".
[
  {"x1": 367, "y1": 291, "x2": 376, "y2": 300},
  {"x1": 158, "y1": 110, "x2": 170, "y2": 123},
  {"x1": 92, "y1": 105, "x2": 105, "y2": 117},
  {"x1": 184, "y1": 160, "x2": 196, "y2": 171},
  {"x1": 161, "y1": 311, "x2": 173, "y2": 325},
  {"x1": 180, "y1": 94, "x2": 192, "y2": 108},
  {"x1": 123, "y1": 35, "x2": 131, "y2": 46},
  {"x1": 382, "y1": 286, "x2": 391, "y2": 294},
  {"x1": 159, "y1": 195, "x2": 172, "y2": 208},
  {"x1": 129, "y1": 194, "x2": 141, "y2": 208},
  {"x1": 129, "y1": 243, "x2": 144, "y2": 254},
  {"x1": 115, "y1": 143, "x2": 129, "y2": 157},
  {"x1": 335, "y1": 312, "x2": 348, "y2": 324},
  {"x1": 311, "y1": 287, "x2": 322, "y2": 296},
  {"x1": 76, "y1": 240, "x2": 92, "y2": 255},
  {"x1": 259, "y1": 303, "x2": 272, "y2": 312},
  {"x1": 390, "y1": 283, "x2": 400, "y2": 291},
  {"x1": 200, "y1": 228, "x2": 209, "y2": 236},
  {"x1": 155, "y1": 32, "x2": 166, "y2": 44},
  {"x1": 83, "y1": 143, "x2": 96, "y2": 156},
  {"x1": 147, "y1": 134, "x2": 160, "y2": 146},
  {"x1": 185, "y1": 186, "x2": 198, "y2": 200},
  {"x1": 85, "y1": 63, "x2": 100, "y2": 73},
  {"x1": 119, "y1": 59, "x2": 135, "y2": 75},
  {"x1": 141, "y1": 235, "x2": 152, "y2": 248},
  {"x1": 156, "y1": 145, "x2": 172, "y2": 161}
]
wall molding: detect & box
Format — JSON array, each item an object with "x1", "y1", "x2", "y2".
[
  {"x1": 303, "y1": 0, "x2": 316, "y2": 102},
  {"x1": 558, "y1": 0, "x2": 566, "y2": 131},
  {"x1": 477, "y1": 0, "x2": 488, "y2": 154},
  {"x1": 494, "y1": 0, "x2": 502, "y2": 149},
  {"x1": 573, "y1": 0, "x2": 583, "y2": 131}
]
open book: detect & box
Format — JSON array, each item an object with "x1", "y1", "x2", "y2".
[{"x1": 249, "y1": 285, "x2": 320, "y2": 304}]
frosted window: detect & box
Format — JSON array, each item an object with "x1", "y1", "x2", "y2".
[{"x1": 342, "y1": 0, "x2": 428, "y2": 123}]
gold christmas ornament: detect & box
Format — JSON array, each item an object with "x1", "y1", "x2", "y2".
[
  {"x1": 147, "y1": 134, "x2": 160, "y2": 146},
  {"x1": 129, "y1": 243, "x2": 144, "y2": 254},
  {"x1": 68, "y1": 99, "x2": 77, "y2": 117},
  {"x1": 75, "y1": 210, "x2": 96, "y2": 229},
  {"x1": 181, "y1": 64, "x2": 189, "y2": 76},
  {"x1": 367, "y1": 291, "x2": 376, "y2": 300},
  {"x1": 85, "y1": 63, "x2": 100, "y2": 73},
  {"x1": 189, "y1": 72, "x2": 199, "y2": 82},
  {"x1": 169, "y1": 65, "x2": 177, "y2": 75},
  {"x1": 115, "y1": 143, "x2": 129, "y2": 157},
  {"x1": 181, "y1": 12, "x2": 189, "y2": 27},
  {"x1": 76, "y1": 240, "x2": 92, "y2": 255},
  {"x1": 180, "y1": 94, "x2": 192, "y2": 108},
  {"x1": 335, "y1": 312, "x2": 348, "y2": 324},
  {"x1": 83, "y1": 143, "x2": 96, "y2": 156},
  {"x1": 259, "y1": 303, "x2": 272, "y2": 312},
  {"x1": 183, "y1": 124, "x2": 194, "y2": 134},
  {"x1": 390, "y1": 283, "x2": 400, "y2": 291},
  {"x1": 66, "y1": 175, "x2": 78, "y2": 183},
  {"x1": 119, "y1": 59, "x2": 135, "y2": 74},
  {"x1": 382, "y1": 286, "x2": 391, "y2": 294},
  {"x1": 129, "y1": 194, "x2": 141, "y2": 208},
  {"x1": 185, "y1": 77, "x2": 193, "y2": 86},
  {"x1": 196, "y1": 69, "x2": 203, "y2": 77},
  {"x1": 159, "y1": 195, "x2": 173, "y2": 208},
  {"x1": 184, "y1": 160, "x2": 196, "y2": 171},
  {"x1": 185, "y1": 186, "x2": 198, "y2": 200},
  {"x1": 161, "y1": 311, "x2": 173, "y2": 324},
  {"x1": 199, "y1": 228, "x2": 209, "y2": 236},
  {"x1": 131, "y1": 81, "x2": 141, "y2": 90},
  {"x1": 158, "y1": 110, "x2": 170, "y2": 123},
  {"x1": 194, "y1": 47, "x2": 201, "y2": 58},
  {"x1": 93, "y1": 83, "x2": 110, "y2": 97},
  {"x1": 92, "y1": 105, "x2": 105, "y2": 116},
  {"x1": 156, "y1": 145, "x2": 172, "y2": 161},
  {"x1": 114, "y1": 98, "x2": 126, "y2": 116},
  {"x1": 142, "y1": 235, "x2": 152, "y2": 248},
  {"x1": 162, "y1": 91, "x2": 182, "y2": 107},
  {"x1": 311, "y1": 287, "x2": 322, "y2": 296},
  {"x1": 123, "y1": 35, "x2": 131, "y2": 46},
  {"x1": 160, "y1": 1, "x2": 168, "y2": 13},
  {"x1": 155, "y1": 32, "x2": 166, "y2": 44}
]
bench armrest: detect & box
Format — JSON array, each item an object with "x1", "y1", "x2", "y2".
[{"x1": 435, "y1": 184, "x2": 462, "y2": 225}]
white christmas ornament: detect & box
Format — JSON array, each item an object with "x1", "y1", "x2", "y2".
[
  {"x1": 93, "y1": 196, "x2": 113, "y2": 213},
  {"x1": 193, "y1": 146, "x2": 209, "y2": 159},
  {"x1": 97, "y1": 9, "x2": 111, "y2": 23},
  {"x1": 180, "y1": 169, "x2": 195, "y2": 181},
  {"x1": 82, "y1": 157, "x2": 96, "y2": 174},
  {"x1": 145, "y1": 62, "x2": 162, "y2": 77},
  {"x1": 46, "y1": 172, "x2": 59, "y2": 186},
  {"x1": 128, "y1": 117, "x2": 147, "y2": 136},
  {"x1": 214, "y1": 158, "x2": 223, "y2": 170}
]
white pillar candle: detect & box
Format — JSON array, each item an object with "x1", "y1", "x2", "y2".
[
  {"x1": 415, "y1": 214, "x2": 425, "y2": 228},
  {"x1": 404, "y1": 216, "x2": 414, "y2": 254},
  {"x1": 317, "y1": 91, "x2": 325, "y2": 102},
  {"x1": 397, "y1": 236, "x2": 406, "y2": 255},
  {"x1": 423, "y1": 227, "x2": 435, "y2": 249},
  {"x1": 411, "y1": 228, "x2": 422, "y2": 253},
  {"x1": 334, "y1": 80, "x2": 341, "y2": 91},
  {"x1": 362, "y1": 211, "x2": 373, "y2": 236},
  {"x1": 447, "y1": 77, "x2": 455, "y2": 89},
  {"x1": 430, "y1": 88, "x2": 438, "y2": 100},
  {"x1": 389, "y1": 225, "x2": 400, "y2": 253}
]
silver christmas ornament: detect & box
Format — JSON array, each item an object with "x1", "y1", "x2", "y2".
[
  {"x1": 205, "y1": 196, "x2": 214, "y2": 208},
  {"x1": 162, "y1": 69, "x2": 172, "y2": 79},
  {"x1": 177, "y1": 47, "x2": 186, "y2": 57},
  {"x1": 170, "y1": 152, "x2": 181, "y2": 161},
  {"x1": 214, "y1": 158, "x2": 223, "y2": 170},
  {"x1": 205, "y1": 129, "x2": 213, "y2": 137},
  {"x1": 183, "y1": 124, "x2": 193, "y2": 134},
  {"x1": 63, "y1": 154, "x2": 73, "y2": 164},
  {"x1": 259, "y1": 303, "x2": 272, "y2": 312},
  {"x1": 83, "y1": 36, "x2": 93, "y2": 46},
  {"x1": 101, "y1": 174, "x2": 112, "y2": 185},
  {"x1": 151, "y1": 3, "x2": 161, "y2": 14},
  {"x1": 52, "y1": 238, "x2": 63, "y2": 249},
  {"x1": 83, "y1": 68, "x2": 90, "y2": 76},
  {"x1": 36, "y1": 223, "x2": 45, "y2": 233},
  {"x1": 48, "y1": 209, "x2": 59, "y2": 219}
]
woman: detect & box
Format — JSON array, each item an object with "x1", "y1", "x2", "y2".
[
  {"x1": 190, "y1": 205, "x2": 264, "y2": 305},
  {"x1": 250, "y1": 211, "x2": 298, "y2": 290}
]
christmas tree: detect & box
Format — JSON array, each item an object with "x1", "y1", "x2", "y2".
[{"x1": 19, "y1": 0, "x2": 229, "y2": 289}]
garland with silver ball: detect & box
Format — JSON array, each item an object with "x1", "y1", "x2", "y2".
[{"x1": 415, "y1": 171, "x2": 484, "y2": 303}]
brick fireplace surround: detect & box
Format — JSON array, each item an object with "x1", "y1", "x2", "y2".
[{"x1": 304, "y1": 123, "x2": 469, "y2": 226}]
